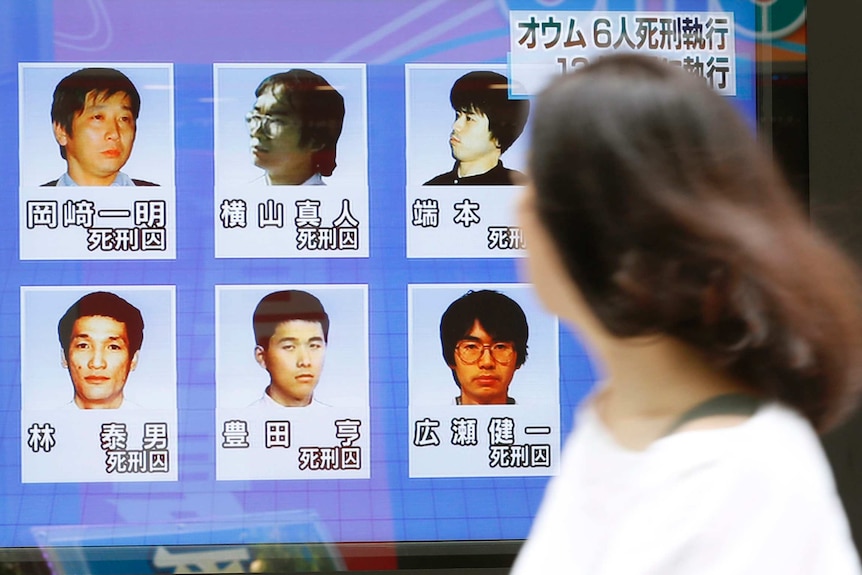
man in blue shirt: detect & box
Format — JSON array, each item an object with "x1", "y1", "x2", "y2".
[{"x1": 43, "y1": 67, "x2": 157, "y2": 187}]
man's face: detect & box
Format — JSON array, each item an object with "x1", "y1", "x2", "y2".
[
  {"x1": 450, "y1": 319, "x2": 519, "y2": 405},
  {"x1": 249, "y1": 87, "x2": 316, "y2": 182},
  {"x1": 53, "y1": 91, "x2": 136, "y2": 186},
  {"x1": 255, "y1": 320, "x2": 326, "y2": 407},
  {"x1": 449, "y1": 107, "x2": 499, "y2": 165},
  {"x1": 63, "y1": 315, "x2": 138, "y2": 409}
]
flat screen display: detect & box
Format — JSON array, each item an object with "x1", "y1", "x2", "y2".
[{"x1": 0, "y1": 0, "x2": 758, "y2": 563}]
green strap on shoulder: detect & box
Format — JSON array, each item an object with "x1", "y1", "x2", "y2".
[{"x1": 663, "y1": 393, "x2": 763, "y2": 437}]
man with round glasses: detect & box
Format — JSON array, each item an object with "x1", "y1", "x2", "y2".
[
  {"x1": 439, "y1": 290, "x2": 529, "y2": 405},
  {"x1": 247, "y1": 69, "x2": 345, "y2": 185}
]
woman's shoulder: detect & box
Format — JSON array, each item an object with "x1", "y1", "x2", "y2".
[
  {"x1": 649, "y1": 402, "x2": 844, "y2": 525},
  {"x1": 722, "y1": 403, "x2": 830, "y2": 477},
  {"x1": 659, "y1": 403, "x2": 828, "y2": 478}
]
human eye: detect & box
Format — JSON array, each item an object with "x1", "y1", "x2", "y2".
[
  {"x1": 460, "y1": 342, "x2": 480, "y2": 352},
  {"x1": 74, "y1": 341, "x2": 90, "y2": 350},
  {"x1": 281, "y1": 343, "x2": 296, "y2": 351}
]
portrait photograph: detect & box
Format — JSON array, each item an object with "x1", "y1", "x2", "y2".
[
  {"x1": 18, "y1": 63, "x2": 175, "y2": 189},
  {"x1": 216, "y1": 284, "x2": 369, "y2": 408},
  {"x1": 408, "y1": 283, "x2": 558, "y2": 407},
  {"x1": 214, "y1": 64, "x2": 367, "y2": 189},
  {"x1": 20, "y1": 285, "x2": 177, "y2": 411},
  {"x1": 406, "y1": 64, "x2": 531, "y2": 188}
]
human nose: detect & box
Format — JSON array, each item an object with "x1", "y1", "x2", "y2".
[
  {"x1": 452, "y1": 115, "x2": 466, "y2": 132},
  {"x1": 296, "y1": 346, "x2": 311, "y2": 367},
  {"x1": 88, "y1": 348, "x2": 107, "y2": 369},
  {"x1": 478, "y1": 345, "x2": 495, "y2": 368},
  {"x1": 248, "y1": 114, "x2": 270, "y2": 138},
  {"x1": 250, "y1": 118, "x2": 266, "y2": 137},
  {"x1": 105, "y1": 118, "x2": 120, "y2": 140}
]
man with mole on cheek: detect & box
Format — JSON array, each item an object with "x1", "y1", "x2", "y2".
[{"x1": 57, "y1": 291, "x2": 145, "y2": 409}]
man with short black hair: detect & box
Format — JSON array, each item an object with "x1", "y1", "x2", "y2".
[
  {"x1": 439, "y1": 290, "x2": 529, "y2": 404},
  {"x1": 57, "y1": 291, "x2": 145, "y2": 409},
  {"x1": 250, "y1": 290, "x2": 331, "y2": 407},
  {"x1": 425, "y1": 71, "x2": 530, "y2": 186},
  {"x1": 44, "y1": 67, "x2": 157, "y2": 187}
]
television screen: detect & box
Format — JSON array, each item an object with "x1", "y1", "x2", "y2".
[{"x1": 0, "y1": 0, "x2": 758, "y2": 571}]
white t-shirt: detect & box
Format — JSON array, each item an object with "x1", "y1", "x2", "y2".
[
  {"x1": 249, "y1": 172, "x2": 324, "y2": 186},
  {"x1": 248, "y1": 391, "x2": 331, "y2": 408},
  {"x1": 512, "y1": 401, "x2": 860, "y2": 575},
  {"x1": 60, "y1": 397, "x2": 143, "y2": 410}
]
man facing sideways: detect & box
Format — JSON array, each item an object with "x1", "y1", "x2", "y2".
[
  {"x1": 57, "y1": 291, "x2": 145, "y2": 409},
  {"x1": 439, "y1": 290, "x2": 529, "y2": 405},
  {"x1": 247, "y1": 69, "x2": 345, "y2": 185},
  {"x1": 250, "y1": 290, "x2": 331, "y2": 407},
  {"x1": 425, "y1": 71, "x2": 530, "y2": 186},
  {"x1": 43, "y1": 67, "x2": 157, "y2": 187}
]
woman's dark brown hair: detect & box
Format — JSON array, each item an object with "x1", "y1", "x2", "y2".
[{"x1": 530, "y1": 54, "x2": 862, "y2": 432}]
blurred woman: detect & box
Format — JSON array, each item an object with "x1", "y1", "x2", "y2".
[{"x1": 514, "y1": 54, "x2": 862, "y2": 574}]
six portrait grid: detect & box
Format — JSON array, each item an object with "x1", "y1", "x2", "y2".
[{"x1": 15, "y1": 60, "x2": 562, "y2": 476}]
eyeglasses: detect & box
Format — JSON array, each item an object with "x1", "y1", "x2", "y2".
[
  {"x1": 245, "y1": 111, "x2": 292, "y2": 137},
  {"x1": 455, "y1": 341, "x2": 515, "y2": 365}
]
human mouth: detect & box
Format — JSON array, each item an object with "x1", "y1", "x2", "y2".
[{"x1": 102, "y1": 149, "x2": 121, "y2": 158}]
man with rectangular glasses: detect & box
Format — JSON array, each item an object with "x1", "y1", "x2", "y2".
[{"x1": 246, "y1": 69, "x2": 345, "y2": 185}]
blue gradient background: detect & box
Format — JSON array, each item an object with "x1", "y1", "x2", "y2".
[{"x1": 0, "y1": 0, "x2": 756, "y2": 548}]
